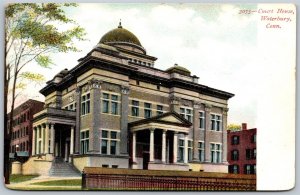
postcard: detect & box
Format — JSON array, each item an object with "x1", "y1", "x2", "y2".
[{"x1": 3, "y1": 3, "x2": 295, "y2": 191}]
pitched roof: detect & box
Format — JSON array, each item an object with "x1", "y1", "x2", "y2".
[{"x1": 128, "y1": 111, "x2": 193, "y2": 128}]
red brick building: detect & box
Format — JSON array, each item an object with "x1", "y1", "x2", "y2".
[
  {"x1": 8, "y1": 99, "x2": 44, "y2": 159},
  {"x1": 227, "y1": 123, "x2": 256, "y2": 174}
]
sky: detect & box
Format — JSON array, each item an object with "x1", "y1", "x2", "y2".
[{"x1": 17, "y1": 3, "x2": 287, "y2": 129}]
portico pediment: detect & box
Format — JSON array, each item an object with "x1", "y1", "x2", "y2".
[
  {"x1": 157, "y1": 115, "x2": 182, "y2": 123},
  {"x1": 129, "y1": 112, "x2": 192, "y2": 133}
]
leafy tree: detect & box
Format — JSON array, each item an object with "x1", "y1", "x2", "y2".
[
  {"x1": 4, "y1": 3, "x2": 86, "y2": 184},
  {"x1": 227, "y1": 124, "x2": 241, "y2": 131}
]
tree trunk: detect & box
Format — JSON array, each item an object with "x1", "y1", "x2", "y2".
[
  {"x1": 4, "y1": 41, "x2": 10, "y2": 184},
  {"x1": 4, "y1": 26, "x2": 10, "y2": 184}
]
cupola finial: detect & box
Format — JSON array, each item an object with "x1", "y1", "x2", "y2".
[{"x1": 118, "y1": 19, "x2": 122, "y2": 28}]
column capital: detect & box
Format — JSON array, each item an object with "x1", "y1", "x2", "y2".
[
  {"x1": 204, "y1": 104, "x2": 212, "y2": 111},
  {"x1": 75, "y1": 86, "x2": 81, "y2": 94},
  {"x1": 193, "y1": 101, "x2": 201, "y2": 109},
  {"x1": 89, "y1": 78, "x2": 102, "y2": 89},
  {"x1": 162, "y1": 129, "x2": 167, "y2": 133},
  {"x1": 121, "y1": 86, "x2": 130, "y2": 95},
  {"x1": 169, "y1": 94, "x2": 180, "y2": 105},
  {"x1": 149, "y1": 127, "x2": 155, "y2": 132},
  {"x1": 222, "y1": 107, "x2": 229, "y2": 115}
]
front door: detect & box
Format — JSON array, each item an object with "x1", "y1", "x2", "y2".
[{"x1": 143, "y1": 152, "x2": 149, "y2": 170}]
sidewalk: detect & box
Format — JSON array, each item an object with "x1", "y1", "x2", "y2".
[{"x1": 6, "y1": 176, "x2": 82, "y2": 191}]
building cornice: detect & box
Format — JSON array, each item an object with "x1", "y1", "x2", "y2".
[{"x1": 40, "y1": 55, "x2": 234, "y2": 100}]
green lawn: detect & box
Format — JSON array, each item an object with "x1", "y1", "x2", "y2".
[
  {"x1": 9, "y1": 174, "x2": 39, "y2": 183},
  {"x1": 32, "y1": 179, "x2": 82, "y2": 186}
]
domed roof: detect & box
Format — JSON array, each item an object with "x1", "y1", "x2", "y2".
[
  {"x1": 99, "y1": 22, "x2": 142, "y2": 46},
  {"x1": 166, "y1": 64, "x2": 191, "y2": 76}
]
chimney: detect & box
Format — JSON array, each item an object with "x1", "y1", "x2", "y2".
[{"x1": 242, "y1": 123, "x2": 247, "y2": 130}]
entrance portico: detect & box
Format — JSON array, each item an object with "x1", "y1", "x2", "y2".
[
  {"x1": 32, "y1": 107, "x2": 76, "y2": 162},
  {"x1": 129, "y1": 112, "x2": 192, "y2": 171}
]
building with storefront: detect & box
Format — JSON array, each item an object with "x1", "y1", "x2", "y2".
[
  {"x1": 227, "y1": 123, "x2": 256, "y2": 174},
  {"x1": 23, "y1": 22, "x2": 234, "y2": 175}
]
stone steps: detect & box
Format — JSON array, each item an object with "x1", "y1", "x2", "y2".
[{"x1": 49, "y1": 158, "x2": 81, "y2": 177}]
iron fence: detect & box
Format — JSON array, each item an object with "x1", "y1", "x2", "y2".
[{"x1": 82, "y1": 167, "x2": 256, "y2": 191}]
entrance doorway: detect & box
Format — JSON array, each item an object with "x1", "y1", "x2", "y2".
[
  {"x1": 143, "y1": 152, "x2": 149, "y2": 170},
  {"x1": 54, "y1": 124, "x2": 71, "y2": 162}
]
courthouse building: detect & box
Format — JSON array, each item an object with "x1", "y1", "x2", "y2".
[{"x1": 25, "y1": 22, "x2": 234, "y2": 175}]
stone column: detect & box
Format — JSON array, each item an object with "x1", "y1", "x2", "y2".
[
  {"x1": 132, "y1": 132, "x2": 136, "y2": 163},
  {"x1": 89, "y1": 79, "x2": 102, "y2": 153},
  {"x1": 193, "y1": 101, "x2": 201, "y2": 161},
  {"x1": 184, "y1": 134, "x2": 188, "y2": 164},
  {"x1": 162, "y1": 129, "x2": 167, "y2": 163},
  {"x1": 204, "y1": 104, "x2": 212, "y2": 162},
  {"x1": 50, "y1": 123, "x2": 55, "y2": 154},
  {"x1": 40, "y1": 125, "x2": 44, "y2": 154},
  {"x1": 149, "y1": 128, "x2": 155, "y2": 162},
  {"x1": 44, "y1": 123, "x2": 49, "y2": 154},
  {"x1": 32, "y1": 127, "x2": 36, "y2": 155},
  {"x1": 222, "y1": 108, "x2": 229, "y2": 163},
  {"x1": 70, "y1": 126, "x2": 74, "y2": 155},
  {"x1": 75, "y1": 87, "x2": 81, "y2": 154},
  {"x1": 120, "y1": 86, "x2": 130, "y2": 155},
  {"x1": 173, "y1": 132, "x2": 178, "y2": 163},
  {"x1": 64, "y1": 141, "x2": 68, "y2": 162}
]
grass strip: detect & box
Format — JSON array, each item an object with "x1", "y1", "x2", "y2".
[{"x1": 32, "y1": 179, "x2": 82, "y2": 186}]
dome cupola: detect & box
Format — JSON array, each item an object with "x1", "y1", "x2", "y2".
[
  {"x1": 166, "y1": 64, "x2": 191, "y2": 76},
  {"x1": 99, "y1": 21, "x2": 146, "y2": 54}
]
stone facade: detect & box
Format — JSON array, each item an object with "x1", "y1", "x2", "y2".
[{"x1": 28, "y1": 23, "x2": 234, "y2": 175}]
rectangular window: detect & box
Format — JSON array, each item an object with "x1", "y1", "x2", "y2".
[
  {"x1": 81, "y1": 93, "x2": 90, "y2": 115},
  {"x1": 144, "y1": 103, "x2": 152, "y2": 118},
  {"x1": 111, "y1": 95, "x2": 118, "y2": 115},
  {"x1": 210, "y1": 114, "x2": 222, "y2": 131},
  {"x1": 157, "y1": 105, "x2": 163, "y2": 116},
  {"x1": 131, "y1": 100, "x2": 139, "y2": 117},
  {"x1": 101, "y1": 140, "x2": 108, "y2": 154},
  {"x1": 110, "y1": 140, "x2": 117, "y2": 155},
  {"x1": 180, "y1": 107, "x2": 193, "y2": 122},
  {"x1": 80, "y1": 130, "x2": 89, "y2": 154},
  {"x1": 245, "y1": 165, "x2": 252, "y2": 174},
  {"x1": 231, "y1": 150, "x2": 239, "y2": 161},
  {"x1": 101, "y1": 130, "x2": 119, "y2": 155},
  {"x1": 199, "y1": 111, "x2": 205, "y2": 129},
  {"x1": 231, "y1": 165, "x2": 239, "y2": 174},
  {"x1": 252, "y1": 134, "x2": 256, "y2": 143},
  {"x1": 210, "y1": 143, "x2": 222, "y2": 163},
  {"x1": 178, "y1": 139, "x2": 184, "y2": 162},
  {"x1": 198, "y1": 142, "x2": 205, "y2": 162},
  {"x1": 102, "y1": 93, "x2": 119, "y2": 115},
  {"x1": 246, "y1": 149, "x2": 252, "y2": 160},
  {"x1": 253, "y1": 148, "x2": 256, "y2": 159},
  {"x1": 102, "y1": 93, "x2": 109, "y2": 113},
  {"x1": 232, "y1": 136, "x2": 239, "y2": 145}
]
